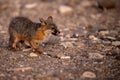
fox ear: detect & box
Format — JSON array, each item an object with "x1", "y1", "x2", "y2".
[
  {"x1": 39, "y1": 18, "x2": 46, "y2": 25},
  {"x1": 39, "y1": 18, "x2": 44, "y2": 22},
  {"x1": 47, "y1": 16, "x2": 53, "y2": 22}
]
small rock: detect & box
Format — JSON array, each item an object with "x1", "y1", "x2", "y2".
[
  {"x1": 71, "y1": 33, "x2": 79, "y2": 38},
  {"x1": 0, "y1": 0, "x2": 8, "y2": 10},
  {"x1": 12, "y1": 76, "x2": 17, "y2": 80},
  {"x1": 29, "y1": 52, "x2": 38, "y2": 57},
  {"x1": 100, "y1": 36, "x2": 116, "y2": 41},
  {"x1": 68, "y1": 0, "x2": 75, "y2": 6},
  {"x1": 58, "y1": 5, "x2": 73, "y2": 14},
  {"x1": 102, "y1": 40, "x2": 111, "y2": 45},
  {"x1": 89, "y1": 53, "x2": 104, "y2": 59},
  {"x1": 112, "y1": 41, "x2": 120, "y2": 46},
  {"x1": 82, "y1": 71, "x2": 96, "y2": 78},
  {"x1": 86, "y1": 24, "x2": 107, "y2": 33},
  {"x1": 60, "y1": 42, "x2": 74, "y2": 48},
  {"x1": 110, "y1": 30, "x2": 118, "y2": 36},
  {"x1": 60, "y1": 36, "x2": 66, "y2": 41},
  {"x1": 8, "y1": 67, "x2": 33, "y2": 72},
  {"x1": 25, "y1": 3, "x2": 37, "y2": 9},
  {"x1": 61, "y1": 60, "x2": 71, "y2": 65},
  {"x1": 99, "y1": 30, "x2": 109, "y2": 36},
  {"x1": 0, "y1": 73, "x2": 5, "y2": 77},
  {"x1": 63, "y1": 28, "x2": 70, "y2": 31},
  {"x1": 0, "y1": 30, "x2": 7, "y2": 34},
  {"x1": 106, "y1": 48, "x2": 119, "y2": 56},
  {"x1": 85, "y1": 24, "x2": 93, "y2": 29},
  {"x1": 68, "y1": 38, "x2": 78, "y2": 41},
  {"x1": 89, "y1": 35, "x2": 99, "y2": 41},
  {"x1": 106, "y1": 36, "x2": 116, "y2": 41},
  {"x1": 77, "y1": 42, "x2": 85, "y2": 48},
  {"x1": 91, "y1": 14, "x2": 102, "y2": 20},
  {"x1": 43, "y1": 52, "x2": 47, "y2": 55},
  {"x1": 23, "y1": 48, "x2": 31, "y2": 52},
  {"x1": 81, "y1": 0, "x2": 92, "y2": 7},
  {"x1": 65, "y1": 34, "x2": 78, "y2": 41},
  {"x1": 60, "y1": 56, "x2": 71, "y2": 59},
  {"x1": 65, "y1": 34, "x2": 71, "y2": 38}
]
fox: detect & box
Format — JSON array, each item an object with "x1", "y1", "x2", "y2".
[{"x1": 8, "y1": 16, "x2": 60, "y2": 53}]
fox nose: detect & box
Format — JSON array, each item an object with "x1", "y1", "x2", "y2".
[
  {"x1": 58, "y1": 31, "x2": 60, "y2": 34},
  {"x1": 57, "y1": 30, "x2": 60, "y2": 35}
]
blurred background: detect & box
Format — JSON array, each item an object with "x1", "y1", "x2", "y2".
[{"x1": 0, "y1": 0, "x2": 120, "y2": 79}]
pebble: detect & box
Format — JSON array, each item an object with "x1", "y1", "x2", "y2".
[
  {"x1": 91, "y1": 14, "x2": 102, "y2": 20},
  {"x1": 58, "y1": 5, "x2": 73, "y2": 14},
  {"x1": 89, "y1": 35, "x2": 99, "y2": 41},
  {"x1": 43, "y1": 52, "x2": 47, "y2": 55},
  {"x1": 77, "y1": 42, "x2": 85, "y2": 48},
  {"x1": 81, "y1": 71, "x2": 96, "y2": 78},
  {"x1": 0, "y1": 73, "x2": 5, "y2": 77},
  {"x1": 112, "y1": 41, "x2": 120, "y2": 46},
  {"x1": 106, "y1": 48, "x2": 119, "y2": 56},
  {"x1": 25, "y1": 3, "x2": 37, "y2": 9},
  {"x1": 0, "y1": 30, "x2": 7, "y2": 34},
  {"x1": 68, "y1": 38, "x2": 78, "y2": 41},
  {"x1": 110, "y1": 30, "x2": 118, "y2": 36},
  {"x1": 29, "y1": 52, "x2": 38, "y2": 57},
  {"x1": 100, "y1": 36, "x2": 116, "y2": 41},
  {"x1": 12, "y1": 76, "x2": 17, "y2": 80},
  {"x1": 65, "y1": 34, "x2": 78, "y2": 41},
  {"x1": 68, "y1": 0, "x2": 75, "y2": 6},
  {"x1": 99, "y1": 30, "x2": 109, "y2": 36},
  {"x1": 102, "y1": 40, "x2": 111, "y2": 45},
  {"x1": 0, "y1": 0, "x2": 8, "y2": 10},
  {"x1": 65, "y1": 34, "x2": 71, "y2": 38},
  {"x1": 72, "y1": 33, "x2": 79, "y2": 38},
  {"x1": 86, "y1": 24, "x2": 107, "y2": 32},
  {"x1": 106, "y1": 36, "x2": 116, "y2": 41},
  {"x1": 23, "y1": 48, "x2": 31, "y2": 52},
  {"x1": 60, "y1": 42, "x2": 74, "y2": 48},
  {"x1": 57, "y1": 53, "x2": 71, "y2": 59},
  {"x1": 88, "y1": 53, "x2": 104, "y2": 59},
  {"x1": 80, "y1": 0, "x2": 92, "y2": 7},
  {"x1": 60, "y1": 56, "x2": 71, "y2": 59},
  {"x1": 60, "y1": 36, "x2": 66, "y2": 41},
  {"x1": 63, "y1": 28, "x2": 70, "y2": 31}
]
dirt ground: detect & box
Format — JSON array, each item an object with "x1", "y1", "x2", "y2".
[{"x1": 0, "y1": 0, "x2": 120, "y2": 80}]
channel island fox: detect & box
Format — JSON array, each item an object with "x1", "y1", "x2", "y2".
[{"x1": 9, "y1": 16, "x2": 60, "y2": 53}]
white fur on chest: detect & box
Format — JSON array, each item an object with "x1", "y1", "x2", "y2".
[{"x1": 42, "y1": 30, "x2": 52, "y2": 42}]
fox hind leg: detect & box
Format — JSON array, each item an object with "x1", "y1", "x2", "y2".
[{"x1": 9, "y1": 33, "x2": 19, "y2": 50}]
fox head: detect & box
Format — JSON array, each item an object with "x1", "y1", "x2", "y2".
[{"x1": 39, "y1": 16, "x2": 60, "y2": 36}]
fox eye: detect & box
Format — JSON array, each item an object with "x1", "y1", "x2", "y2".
[{"x1": 51, "y1": 27, "x2": 54, "y2": 29}]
